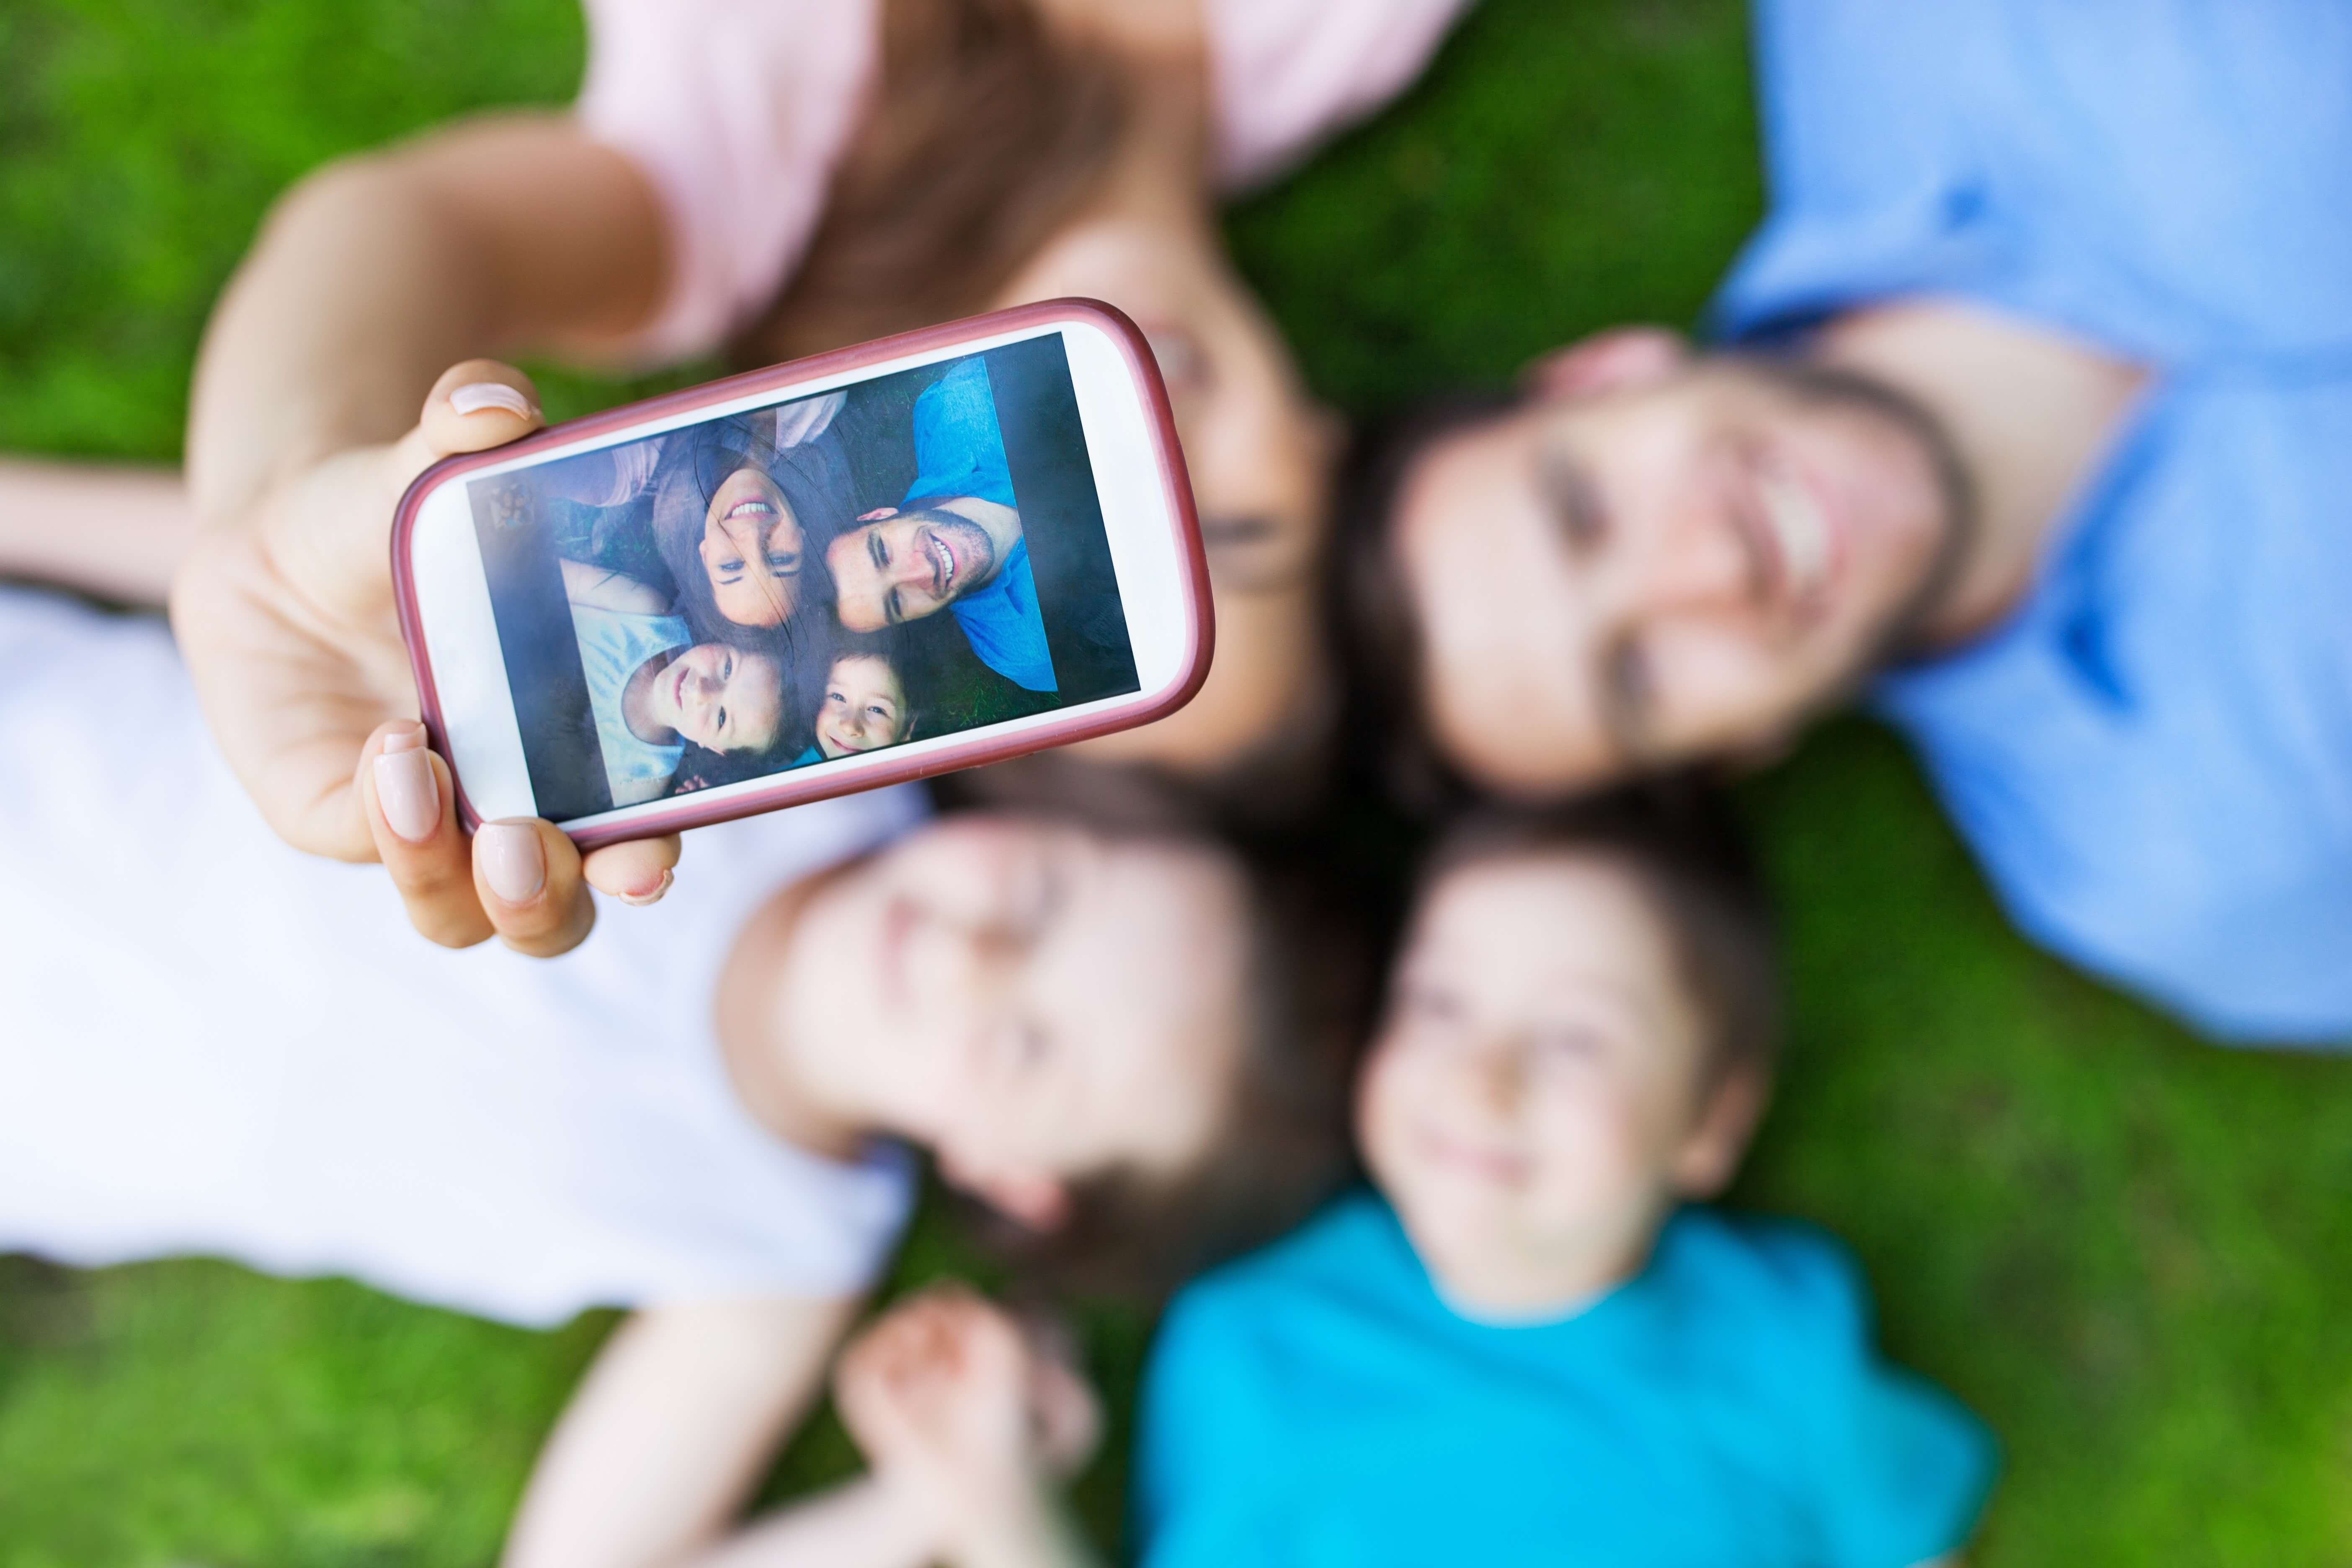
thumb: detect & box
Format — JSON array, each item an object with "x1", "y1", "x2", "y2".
[{"x1": 387, "y1": 360, "x2": 546, "y2": 485}]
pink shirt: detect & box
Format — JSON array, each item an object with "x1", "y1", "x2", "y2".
[{"x1": 578, "y1": 0, "x2": 1473, "y2": 362}]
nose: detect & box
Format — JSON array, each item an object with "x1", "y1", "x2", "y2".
[{"x1": 1605, "y1": 496, "x2": 1758, "y2": 623}]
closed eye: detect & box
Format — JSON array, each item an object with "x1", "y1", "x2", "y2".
[
  {"x1": 1539, "y1": 447, "x2": 1607, "y2": 554},
  {"x1": 1596, "y1": 634, "x2": 1653, "y2": 758}
]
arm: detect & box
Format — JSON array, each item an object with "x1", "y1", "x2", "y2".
[
  {"x1": 0, "y1": 459, "x2": 191, "y2": 606},
  {"x1": 561, "y1": 556, "x2": 673, "y2": 616},
  {"x1": 501, "y1": 1295, "x2": 872, "y2": 1568},
  {"x1": 172, "y1": 115, "x2": 680, "y2": 953}
]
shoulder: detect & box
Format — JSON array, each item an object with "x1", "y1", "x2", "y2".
[
  {"x1": 1203, "y1": 0, "x2": 1475, "y2": 188},
  {"x1": 1651, "y1": 1207, "x2": 1876, "y2": 1356}
]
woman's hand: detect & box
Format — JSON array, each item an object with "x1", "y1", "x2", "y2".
[{"x1": 173, "y1": 360, "x2": 679, "y2": 954}]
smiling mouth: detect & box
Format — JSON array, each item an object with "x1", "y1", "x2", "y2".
[
  {"x1": 1418, "y1": 1127, "x2": 1532, "y2": 1186},
  {"x1": 723, "y1": 498, "x2": 776, "y2": 523},
  {"x1": 925, "y1": 530, "x2": 957, "y2": 598}
]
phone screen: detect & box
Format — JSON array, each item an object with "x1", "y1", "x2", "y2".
[{"x1": 464, "y1": 338, "x2": 1141, "y2": 823}]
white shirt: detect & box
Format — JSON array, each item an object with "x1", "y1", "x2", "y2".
[{"x1": 0, "y1": 586, "x2": 924, "y2": 1326}]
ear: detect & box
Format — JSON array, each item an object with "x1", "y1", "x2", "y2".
[
  {"x1": 940, "y1": 1151, "x2": 1073, "y2": 1233},
  {"x1": 1523, "y1": 326, "x2": 1692, "y2": 401},
  {"x1": 857, "y1": 506, "x2": 900, "y2": 523},
  {"x1": 1670, "y1": 1063, "x2": 1772, "y2": 1199}
]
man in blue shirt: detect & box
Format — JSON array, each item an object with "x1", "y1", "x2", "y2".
[
  {"x1": 1361, "y1": 0, "x2": 2352, "y2": 1043},
  {"x1": 826, "y1": 357, "x2": 1060, "y2": 692}
]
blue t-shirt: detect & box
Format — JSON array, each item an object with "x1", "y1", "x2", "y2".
[
  {"x1": 905, "y1": 358, "x2": 1057, "y2": 691},
  {"x1": 1711, "y1": 0, "x2": 2352, "y2": 1043},
  {"x1": 1136, "y1": 1194, "x2": 1996, "y2": 1568}
]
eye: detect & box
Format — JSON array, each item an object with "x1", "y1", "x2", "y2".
[
  {"x1": 1540, "y1": 449, "x2": 1607, "y2": 553},
  {"x1": 714, "y1": 706, "x2": 728, "y2": 734},
  {"x1": 1395, "y1": 979, "x2": 1463, "y2": 1024},
  {"x1": 885, "y1": 588, "x2": 904, "y2": 624},
  {"x1": 1529, "y1": 1025, "x2": 1604, "y2": 1067},
  {"x1": 722, "y1": 654, "x2": 734, "y2": 680},
  {"x1": 767, "y1": 551, "x2": 799, "y2": 575},
  {"x1": 1598, "y1": 635, "x2": 1654, "y2": 755},
  {"x1": 1013, "y1": 1021, "x2": 1053, "y2": 1070}
]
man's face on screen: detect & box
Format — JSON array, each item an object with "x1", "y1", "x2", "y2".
[
  {"x1": 827, "y1": 507, "x2": 1005, "y2": 632},
  {"x1": 1390, "y1": 337, "x2": 1960, "y2": 796}
]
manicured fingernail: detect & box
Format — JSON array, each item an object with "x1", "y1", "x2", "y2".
[
  {"x1": 477, "y1": 822, "x2": 546, "y2": 904},
  {"x1": 372, "y1": 734, "x2": 438, "y2": 842},
  {"x1": 618, "y1": 867, "x2": 673, "y2": 908},
  {"x1": 449, "y1": 382, "x2": 535, "y2": 418}
]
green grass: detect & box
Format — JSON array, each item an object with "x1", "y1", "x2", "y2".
[{"x1": 3, "y1": 0, "x2": 2350, "y2": 1562}]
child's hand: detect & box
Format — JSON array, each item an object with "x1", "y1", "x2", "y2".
[
  {"x1": 834, "y1": 1285, "x2": 1103, "y2": 1547},
  {"x1": 173, "y1": 361, "x2": 681, "y2": 954}
]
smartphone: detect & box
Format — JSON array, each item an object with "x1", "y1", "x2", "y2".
[{"x1": 392, "y1": 299, "x2": 1210, "y2": 848}]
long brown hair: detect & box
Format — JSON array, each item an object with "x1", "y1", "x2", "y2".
[{"x1": 731, "y1": 0, "x2": 1134, "y2": 367}]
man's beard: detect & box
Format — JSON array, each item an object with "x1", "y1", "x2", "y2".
[{"x1": 1727, "y1": 351, "x2": 1979, "y2": 676}]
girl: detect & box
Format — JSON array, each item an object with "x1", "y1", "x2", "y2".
[
  {"x1": 560, "y1": 557, "x2": 793, "y2": 805},
  {"x1": 160, "y1": 0, "x2": 1475, "y2": 952},
  {"x1": 0, "y1": 573, "x2": 1372, "y2": 1568}
]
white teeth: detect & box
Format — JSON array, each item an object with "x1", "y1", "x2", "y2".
[{"x1": 1759, "y1": 471, "x2": 1828, "y2": 598}]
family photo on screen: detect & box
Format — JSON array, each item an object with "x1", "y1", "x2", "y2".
[{"x1": 468, "y1": 340, "x2": 1140, "y2": 821}]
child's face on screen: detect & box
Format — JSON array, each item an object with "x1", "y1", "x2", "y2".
[
  {"x1": 640, "y1": 644, "x2": 785, "y2": 753},
  {"x1": 1357, "y1": 855, "x2": 1737, "y2": 1316},
  {"x1": 815, "y1": 653, "x2": 913, "y2": 758},
  {"x1": 773, "y1": 815, "x2": 1250, "y2": 1221},
  {"x1": 701, "y1": 467, "x2": 807, "y2": 628}
]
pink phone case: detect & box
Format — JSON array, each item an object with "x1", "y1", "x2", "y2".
[{"x1": 390, "y1": 298, "x2": 1211, "y2": 849}]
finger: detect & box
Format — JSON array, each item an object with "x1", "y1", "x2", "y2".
[
  {"x1": 475, "y1": 818, "x2": 598, "y2": 957},
  {"x1": 583, "y1": 834, "x2": 682, "y2": 907},
  {"x1": 387, "y1": 361, "x2": 548, "y2": 483},
  {"x1": 358, "y1": 721, "x2": 493, "y2": 948}
]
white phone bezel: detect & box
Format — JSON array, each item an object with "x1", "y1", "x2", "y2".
[{"x1": 406, "y1": 317, "x2": 1191, "y2": 828}]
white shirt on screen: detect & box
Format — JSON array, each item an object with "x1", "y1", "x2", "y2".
[{"x1": 0, "y1": 585, "x2": 925, "y2": 1327}]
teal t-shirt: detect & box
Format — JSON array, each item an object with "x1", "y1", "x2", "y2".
[{"x1": 1136, "y1": 1193, "x2": 1996, "y2": 1568}]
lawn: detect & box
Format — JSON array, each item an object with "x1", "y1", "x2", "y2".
[{"x1": 3, "y1": 0, "x2": 2350, "y2": 1563}]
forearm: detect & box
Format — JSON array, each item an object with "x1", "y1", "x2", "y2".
[
  {"x1": 0, "y1": 459, "x2": 190, "y2": 605},
  {"x1": 947, "y1": 1486, "x2": 1104, "y2": 1568},
  {"x1": 185, "y1": 114, "x2": 661, "y2": 531},
  {"x1": 675, "y1": 1474, "x2": 935, "y2": 1568}
]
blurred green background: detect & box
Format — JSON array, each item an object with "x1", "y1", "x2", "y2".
[{"x1": 4, "y1": 0, "x2": 2350, "y2": 1562}]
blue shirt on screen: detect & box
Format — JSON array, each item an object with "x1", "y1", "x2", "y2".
[
  {"x1": 1135, "y1": 1193, "x2": 1996, "y2": 1568},
  {"x1": 905, "y1": 357, "x2": 1056, "y2": 691},
  {"x1": 1711, "y1": 0, "x2": 2352, "y2": 1043}
]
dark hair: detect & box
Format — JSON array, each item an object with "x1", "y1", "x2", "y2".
[
  {"x1": 732, "y1": 0, "x2": 1132, "y2": 364},
  {"x1": 952, "y1": 781, "x2": 1398, "y2": 1302},
  {"x1": 805, "y1": 623, "x2": 926, "y2": 749},
  {"x1": 1421, "y1": 785, "x2": 1781, "y2": 1087},
  {"x1": 1333, "y1": 390, "x2": 1524, "y2": 817},
  {"x1": 650, "y1": 417, "x2": 856, "y2": 655}
]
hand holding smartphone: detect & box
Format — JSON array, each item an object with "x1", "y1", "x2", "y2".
[{"x1": 394, "y1": 301, "x2": 1211, "y2": 848}]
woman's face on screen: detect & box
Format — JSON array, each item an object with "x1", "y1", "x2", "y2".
[
  {"x1": 773, "y1": 814, "x2": 1251, "y2": 1189},
  {"x1": 700, "y1": 466, "x2": 806, "y2": 628}
]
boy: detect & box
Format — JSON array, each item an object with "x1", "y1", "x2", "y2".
[{"x1": 829, "y1": 802, "x2": 1996, "y2": 1566}]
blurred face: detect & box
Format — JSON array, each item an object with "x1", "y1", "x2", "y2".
[
  {"x1": 640, "y1": 644, "x2": 785, "y2": 753},
  {"x1": 996, "y1": 219, "x2": 1337, "y2": 594},
  {"x1": 996, "y1": 219, "x2": 1342, "y2": 777},
  {"x1": 1393, "y1": 353, "x2": 1957, "y2": 796},
  {"x1": 815, "y1": 653, "x2": 913, "y2": 758},
  {"x1": 1358, "y1": 855, "x2": 1728, "y2": 1317},
  {"x1": 827, "y1": 509, "x2": 1000, "y2": 632},
  {"x1": 701, "y1": 467, "x2": 805, "y2": 628},
  {"x1": 775, "y1": 815, "x2": 1251, "y2": 1192}
]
